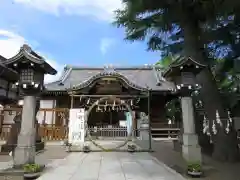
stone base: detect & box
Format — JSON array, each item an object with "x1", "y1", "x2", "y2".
[
  {"x1": 13, "y1": 146, "x2": 35, "y2": 167},
  {"x1": 139, "y1": 130, "x2": 150, "y2": 141},
  {"x1": 182, "y1": 133, "x2": 202, "y2": 163}
]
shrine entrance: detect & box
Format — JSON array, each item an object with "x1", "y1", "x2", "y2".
[
  {"x1": 85, "y1": 96, "x2": 135, "y2": 141},
  {"x1": 67, "y1": 73, "x2": 151, "y2": 151},
  {"x1": 87, "y1": 108, "x2": 128, "y2": 140}
]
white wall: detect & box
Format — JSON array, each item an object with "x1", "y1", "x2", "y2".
[{"x1": 36, "y1": 100, "x2": 56, "y2": 124}]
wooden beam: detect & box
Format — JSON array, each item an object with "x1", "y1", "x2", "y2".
[{"x1": 70, "y1": 94, "x2": 148, "y2": 98}]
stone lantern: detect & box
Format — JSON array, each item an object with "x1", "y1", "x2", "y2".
[
  {"x1": 163, "y1": 56, "x2": 206, "y2": 163},
  {"x1": 3, "y1": 44, "x2": 57, "y2": 167}
]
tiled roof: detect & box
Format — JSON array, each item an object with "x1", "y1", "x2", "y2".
[
  {"x1": 163, "y1": 56, "x2": 207, "y2": 78},
  {"x1": 0, "y1": 55, "x2": 18, "y2": 81},
  {"x1": 45, "y1": 65, "x2": 175, "y2": 92},
  {"x1": 3, "y1": 44, "x2": 57, "y2": 75}
]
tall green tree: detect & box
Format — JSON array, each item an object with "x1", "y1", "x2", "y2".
[{"x1": 114, "y1": 0, "x2": 240, "y2": 161}]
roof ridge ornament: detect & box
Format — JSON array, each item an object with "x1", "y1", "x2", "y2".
[{"x1": 21, "y1": 44, "x2": 32, "y2": 53}]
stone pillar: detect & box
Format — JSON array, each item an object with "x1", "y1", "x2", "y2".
[
  {"x1": 139, "y1": 123, "x2": 149, "y2": 140},
  {"x1": 139, "y1": 112, "x2": 150, "y2": 140},
  {"x1": 13, "y1": 96, "x2": 36, "y2": 167},
  {"x1": 181, "y1": 96, "x2": 202, "y2": 163}
]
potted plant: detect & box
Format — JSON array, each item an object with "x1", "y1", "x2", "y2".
[
  {"x1": 23, "y1": 163, "x2": 43, "y2": 179},
  {"x1": 187, "y1": 162, "x2": 203, "y2": 177},
  {"x1": 127, "y1": 143, "x2": 136, "y2": 153},
  {"x1": 64, "y1": 140, "x2": 72, "y2": 152},
  {"x1": 82, "y1": 144, "x2": 91, "y2": 153}
]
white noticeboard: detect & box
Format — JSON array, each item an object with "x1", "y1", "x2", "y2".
[{"x1": 68, "y1": 108, "x2": 85, "y2": 145}]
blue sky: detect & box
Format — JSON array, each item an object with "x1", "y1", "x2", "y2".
[{"x1": 0, "y1": 0, "x2": 161, "y2": 82}]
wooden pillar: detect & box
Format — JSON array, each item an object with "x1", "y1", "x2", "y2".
[
  {"x1": 70, "y1": 95, "x2": 74, "y2": 108},
  {"x1": 0, "y1": 108, "x2": 3, "y2": 134}
]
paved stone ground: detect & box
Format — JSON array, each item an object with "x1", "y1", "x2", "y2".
[
  {"x1": 149, "y1": 140, "x2": 240, "y2": 180},
  {"x1": 0, "y1": 145, "x2": 68, "y2": 169},
  {"x1": 37, "y1": 152, "x2": 186, "y2": 180}
]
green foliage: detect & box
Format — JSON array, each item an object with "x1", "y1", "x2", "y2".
[
  {"x1": 114, "y1": 0, "x2": 240, "y2": 112},
  {"x1": 166, "y1": 99, "x2": 181, "y2": 119},
  {"x1": 114, "y1": 0, "x2": 240, "y2": 55},
  {"x1": 187, "y1": 162, "x2": 202, "y2": 172},
  {"x1": 23, "y1": 164, "x2": 41, "y2": 173}
]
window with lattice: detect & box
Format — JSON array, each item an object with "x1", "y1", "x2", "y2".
[{"x1": 20, "y1": 69, "x2": 34, "y2": 82}]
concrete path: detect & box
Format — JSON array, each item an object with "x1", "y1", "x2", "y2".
[{"x1": 37, "y1": 152, "x2": 186, "y2": 180}]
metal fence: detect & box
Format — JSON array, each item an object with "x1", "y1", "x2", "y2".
[{"x1": 88, "y1": 125, "x2": 130, "y2": 140}]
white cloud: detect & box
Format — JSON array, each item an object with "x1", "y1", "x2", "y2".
[
  {"x1": 0, "y1": 29, "x2": 63, "y2": 83},
  {"x1": 100, "y1": 38, "x2": 115, "y2": 55},
  {"x1": 13, "y1": 0, "x2": 122, "y2": 21}
]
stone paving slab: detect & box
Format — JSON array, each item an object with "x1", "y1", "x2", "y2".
[{"x1": 37, "y1": 152, "x2": 186, "y2": 180}]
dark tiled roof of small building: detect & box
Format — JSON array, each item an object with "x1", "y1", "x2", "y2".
[
  {"x1": 45, "y1": 65, "x2": 175, "y2": 92},
  {"x1": 0, "y1": 55, "x2": 18, "y2": 81},
  {"x1": 3, "y1": 44, "x2": 57, "y2": 75}
]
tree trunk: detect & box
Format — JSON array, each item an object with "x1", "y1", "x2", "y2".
[{"x1": 181, "y1": 15, "x2": 239, "y2": 162}]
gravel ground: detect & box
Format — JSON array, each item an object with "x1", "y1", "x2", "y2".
[{"x1": 150, "y1": 140, "x2": 240, "y2": 180}]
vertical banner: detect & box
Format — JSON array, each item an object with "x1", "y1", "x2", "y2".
[
  {"x1": 68, "y1": 108, "x2": 85, "y2": 145},
  {"x1": 125, "y1": 112, "x2": 132, "y2": 136}
]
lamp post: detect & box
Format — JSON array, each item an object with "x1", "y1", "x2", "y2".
[
  {"x1": 3, "y1": 44, "x2": 57, "y2": 167},
  {"x1": 163, "y1": 56, "x2": 206, "y2": 163}
]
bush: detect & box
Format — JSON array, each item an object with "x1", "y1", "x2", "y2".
[
  {"x1": 23, "y1": 164, "x2": 41, "y2": 173},
  {"x1": 187, "y1": 162, "x2": 202, "y2": 172}
]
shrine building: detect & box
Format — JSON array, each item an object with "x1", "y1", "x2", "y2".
[{"x1": 0, "y1": 45, "x2": 183, "y2": 141}]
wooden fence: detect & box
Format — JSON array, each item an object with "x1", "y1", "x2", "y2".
[
  {"x1": 0, "y1": 108, "x2": 69, "y2": 141},
  {"x1": 0, "y1": 107, "x2": 185, "y2": 141}
]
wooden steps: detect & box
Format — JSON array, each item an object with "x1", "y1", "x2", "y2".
[{"x1": 151, "y1": 127, "x2": 180, "y2": 139}]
